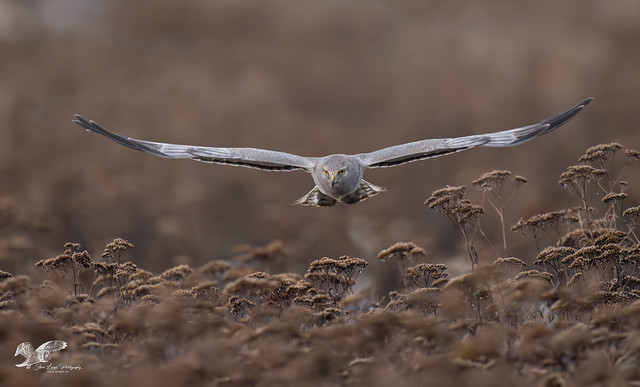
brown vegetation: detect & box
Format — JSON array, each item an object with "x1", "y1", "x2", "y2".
[{"x1": 1, "y1": 143, "x2": 639, "y2": 386}]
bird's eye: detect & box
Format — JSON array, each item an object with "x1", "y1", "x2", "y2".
[
  {"x1": 323, "y1": 170, "x2": 329, "y2": 175},
  {"x1": 338, "y1": 169, "x2": 346, "y2": 175}
]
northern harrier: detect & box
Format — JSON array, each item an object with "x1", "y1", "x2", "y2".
[{"x1": 74, "y1": 98, "x2": 592, "y2": 206}]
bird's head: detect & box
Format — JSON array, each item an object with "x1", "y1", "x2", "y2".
[
  {"x1": 322, "y1": 156, "x2": 350, "y2": 186},
  {"x1": 317, "y1": 155, "x2": 362, "y2": 195}
]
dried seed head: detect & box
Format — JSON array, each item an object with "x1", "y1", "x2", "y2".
[
  {"x1": 102, "y1": 238, "x2": 134, "y2": 263},
  {"x1": 558, "y1": 165, "x2": 607, "y2": 191},
  {"x1": 624, "y1": 148, "x2": 640, "y2": 161},
  {"x1": 514, "y1": 270, "x2": 553, "y2": 282},
  {"x1": 512, "y1": 211, "x2": 578, "y2": 234},
  {"x1": 305, "y1": 256, "x2": 366, "y2": 300},
  {"x1": 200, "y1": 260, "x2": 231, "y2": 277},
  {"x1": 514, "y1": 175, "x2": 528, "y2": 185},
  {"x1": 471, "y1": 170, "x2": 513, "y2": 192},
  {"x1": 623, "y1": 206, "x2": 640, "y2": 228},
  {"x1": 425, "y1": 185, "x2": 467, "y2": 213},
  {"x1": 190, "y1": 282, "x2": 220, "y2": 303},
  {"x1": 160, "y1": 264, "x2": 193, "y2": 283},
  {"x1": 246, "y1": 271, "x2": 270, "y2": 279},
  {"x1": 405, "y1": 263, "x2": 448, "y2": 288},
  {"x1": 50, "y1": 254, "x2": 73, "y2": 270},
  {"x1": 227, "y1": 295, "x2": 256, "y2": 318},
  {"x1": 106, "y1": 238, "x2": 134, "y2": 251},
  {"x1": 0, "y1": 270, "x2": 12, "y2": 281},
  {"x1": 593, "y1": 231, "x2": 627, "y2": 245},
  {"x1": 64, "y1": 242, "x2": 81, "y2": 252},
  {"x1": 117, "y1": 262, "x2": 139, "y2": 279},
  {"x1": 454, "y1": 200, "x2": 484, "y2": 225},
  {"x1": 602, "y1": 192, "x2": 626, "y2": 204},
  {"x1": 535, "y1": 247, "x2": 576, "y2": 266},
  {"x1": 378, "y1": 242, "x2": 427, "y2": 263},
  {"x1": 493, "y1": 257, "x2": 526, "y2": 267},
  {"x1": 578, "y1": 143, "x2": 622, "y2": 165},
  {"x1": 567, "y1": 272, "x2": 584, "y2": 286},
  {"x1": 73, "y1": 250, "x2": 93, "y2": 268},
  {"x1": 93, "y1": 262, "x2": 117, "y2": 276}
]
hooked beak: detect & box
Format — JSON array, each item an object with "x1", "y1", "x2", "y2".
[{"x1": 330, "y1": 174, "x2": 336, "y2": 187}]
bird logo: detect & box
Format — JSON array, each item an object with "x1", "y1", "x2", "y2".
[{"x1": 14, "y1": 341, "x2": 67, "y2": 369}]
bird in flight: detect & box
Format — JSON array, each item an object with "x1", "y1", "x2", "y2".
[{"x1": 74, "y1": 98, "x2": 592, "y2": 207}]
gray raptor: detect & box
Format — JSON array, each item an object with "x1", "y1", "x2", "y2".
[{"x1": 74, "y1": 98, "x2": 592, "y2": 207}]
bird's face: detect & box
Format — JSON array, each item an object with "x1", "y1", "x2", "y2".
[
  {"x1": 315, "y1": 155, "x2": 362, "y2": 197},
  {"x1": 322, "y1": 166, "x2": 347, "y2": 188}
]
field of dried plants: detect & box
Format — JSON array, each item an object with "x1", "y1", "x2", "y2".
[
  {"x1": 1, "y1": 1, "x2": 640, "y2": 386},
  {"x1": 2, "y1": 143, "x2": 640, "y2": 386}
]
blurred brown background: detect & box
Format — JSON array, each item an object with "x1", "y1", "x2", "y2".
[{"x1": 1, "y1": 0, "x2": 639, "y2": 283}]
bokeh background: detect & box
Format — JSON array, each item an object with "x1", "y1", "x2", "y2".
[{"x1": 1, "y1": 0, "x2": 639, "y2": 285}]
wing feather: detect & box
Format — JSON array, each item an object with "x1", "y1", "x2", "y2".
[
  {"x1": 358, "y1": 98, "x2": 592, "y2": 168},
  {"x1": 73, "y1": 115, "x2": 316, "y2": 172},
  {"x1": 36, "y1": 340, "x2": 67, "y2": 353}
]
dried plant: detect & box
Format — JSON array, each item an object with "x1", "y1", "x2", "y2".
[
  {"x1": 579, "y1": 143, "x2": 639, "y2": 192},
  {"x1": 90, "y1": 238, "x2": 153, "y2": 315},
  {"x1": 377, "y1": 242, "x2": 428, "y2": 281},
  {"x1": 558, "y1": 164, "x2": 606, "y2": 233},
  {"x1": 304, "y1": 256, "x2": 367, "y2": 302},
  {"x1": 0, "y1": 270, "x2": 12, "y2": 281},
  {"x1": 579, "y1": 143, "x2": 623, "y2": 170},
  {"x1": 404, "y1": 287, "x2": 442, "y2": 316},
  {"x1": 160, "y1": 264, "x2": 193, "y2": 285},
  {"x1": 472, "y1": 170, "x2": 527, "y2": 254},
  {"x1": 493, "y1": 257, "x2": 527, "y2": 279},
  {"x1": 558, "y1": 144, "x2": 640, "y2": 240},
  {"x1": 9, "y1": 140, "x2": 640, "y2": 385},
  {"x1": 101, "y1": 238, "x2": 134, "y2": 264},
  {"x1": 224, "y1": 272, "x2": 302, "y2": 314},
  {"x1": 534, "y1": 247, "x2": 576, "y2": 286},
  {"x1": 227, "y1": 295, "x2": 256, "y2": 319},
  {"x1": 623, "y1": 206, "x2": 640, "y2": 243},
  {"x1": 404, "y1": 263, "x2": 448, "y2": 289},
  {"x1": 425, "y1": 186, "x2": 485, "y2": 270},
  {"x1": 199, "y1": 260, "x2": 231, "y2": 285},
  {"x1": 512, "y1": 211, "x2": 579, "y2": 252},
  {"x1": 442, "y1": 267, "x2": 502, "y2": 322},
  {"x1": 35, "y1": 242, "x2": 93, "y2": 297}
]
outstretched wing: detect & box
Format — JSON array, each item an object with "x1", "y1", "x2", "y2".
[
  {"x1": 35, "y1": 340, "x2": 67, "y2": 353},
  {"x1": 357, "y1": 98, "x2": 592, "y2": 168},
  {"x1": 73, "y1": 115, "x2": 316, "y2": 172},
  {"x1": 35, "y1": 340, "x2": 67, "y2": 354}
]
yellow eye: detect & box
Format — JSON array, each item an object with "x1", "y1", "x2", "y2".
[
  {"x1": 338, "y1": 169, "x2": 346, "y2": 175},
  {"x1": 323, "y1": 170, "x2": 329, "y2": 175}
]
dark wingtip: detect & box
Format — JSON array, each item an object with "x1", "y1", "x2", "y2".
[
  {"x1": 72, "y1": 114, "x2": 94, "y2": 131},
  {"x1": 71, "y1": 115, "x2": 148, "y2": 152},
  {"x1": 579, "y1": 97, "x2": 594, "y2": 108}
]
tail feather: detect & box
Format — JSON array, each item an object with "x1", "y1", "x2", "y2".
[
  {"x1": 342, "y1": 180, "x2": 387, "y2": 204},
  {"x1": 294, "y1": 187, "x2": 338, "y2": 207}
]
